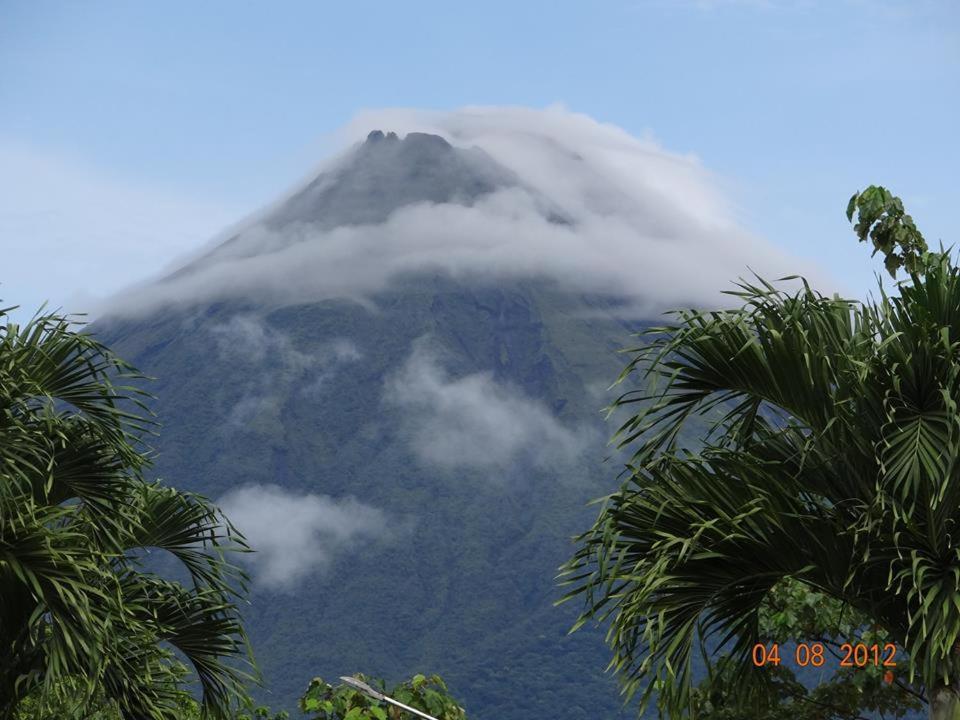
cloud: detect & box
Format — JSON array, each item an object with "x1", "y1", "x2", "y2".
[
  {"x1": 209, "y1": 315, "x2": 361, "y2": 428},
  {"x1": 100, "y1": 105, "x2": 829, "y2": 318},
  {"x1": 384, "y1": 341, "x2": 594, "y2": 472},
  {"x1": 210, "y1": 314, "x2": 320, "y2": 370},
  {"x1": 218, "y1": 484, "x2": 392, "y2": 591},
  {"x1": 0, "y1": 140, "x2": 240, "y2": 322}
]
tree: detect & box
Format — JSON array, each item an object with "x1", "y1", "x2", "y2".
[
  {"x1": 560, "y1": 188, "x2": 960, "y2": 718},
  {"x1": 12, "y1": 669, "x2": 461, "y2": 720},
  {"x1": 689, "y1": 578, "x2": 922, "y2": 719},
  {"x1": 11, "y1": 669, "x2": 287, "y2": 720},
  {"x1": 0, "y1": 307, "x2": 254, "y2": 719},
  {"x1": 300, "y1": 673, "x2": 466, "y2": 720}
]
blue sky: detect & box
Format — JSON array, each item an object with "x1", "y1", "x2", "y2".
[{"x1": 1, "y1": 0, "x2": 957, "y2": 320}]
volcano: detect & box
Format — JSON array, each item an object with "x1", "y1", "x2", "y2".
[{"x1": 93, "y1": 110, "x2": 794, "y2": 718}]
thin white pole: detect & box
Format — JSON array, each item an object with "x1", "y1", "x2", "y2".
[{"x1": 340, "y1": 677, "x2": 442, "y2": 720}]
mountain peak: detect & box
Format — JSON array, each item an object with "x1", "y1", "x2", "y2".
[
  {"x1": 359, "y1": 130, "x2": 453, "y2": 159},
  {"x1": 255, "y1": 131, "x2": 516, "y2": 231},
  {"x1": 401, "y1": 131, "x2": 450, "y2": 149},
  {"x1": 177, "y1": 129, "x2": 522, "y2": 272},
  {"x1": 363, "y1": 129, "x2": 449, "y2": 149},
  {"x1": 364, "y1": 129, "x2": 399, "y2": 143}
]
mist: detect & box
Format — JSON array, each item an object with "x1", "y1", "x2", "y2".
[
  {"x1": 384, "y1": 340, "x2": 596, "y2": 474},
  {"x1": 101, "y1": 105, "x2": 827, "y2": 318},
  {"x1": 218, "y1": 483, "x2": 393, "y2": 591}
]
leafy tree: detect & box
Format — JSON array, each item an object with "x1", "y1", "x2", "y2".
[
  {"x1": 0, "y1": 307, "x2": 254, "y2": 719},
  {"x1": 560, "y1": 188, "x2": 960, "y2": 718},
  {"x1": 13, "y1": 669, "x2": 287, "y2": 720},
  {"x1": 12, "y1": 669, "x2": 201, "y2": 720},
  {"x1": 689, "y1": 579, "x2": 922, "y2": 719},
  {"x1": 300, "y1": 674, "x2": 466, "y2": 720},
  {"x1": 847, "y1": 185, "x2": 928, "y2": 277}
]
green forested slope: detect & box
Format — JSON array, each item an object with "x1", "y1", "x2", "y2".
[{"x1": 94, "y1": 274, "x2": 665, "y2": 718}]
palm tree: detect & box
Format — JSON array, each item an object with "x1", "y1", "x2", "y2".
[
  {"x1": 561, "y1": 189, "x2": 960, "y2": 719},
  {"x1": 0, "y1": 307, "x2": 254, "y2": 719}
]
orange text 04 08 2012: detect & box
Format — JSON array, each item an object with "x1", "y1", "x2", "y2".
[{"x1": 751, "y1": 642, "x2": 898, "y2": 669}]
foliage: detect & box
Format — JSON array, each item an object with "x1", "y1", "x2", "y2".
[
  {"x1": 11, "y1": 670, "x2": 462, "y2": 720},
  {"x1": 300, "y1": 674, "x2": 465, "y2": 720},
  {"x1": 0, "y1": 307, "x2": 254, "y2": 719},
  {"x1": 10, "y1": 664, "x2": 288, "y2": 720},
  {"x1": 847, "y1": 185, "x2": 930, "y2": 277},
  {"x1": 690, "y1": 579, "x2": 923, "y2": 719},
  {"x1": 561, "y1": 189, "x2": 960, "y2": 716},
  {"x1": 12, "y1": 669, "x2": 201, "y2": 720},
  {"x1": 13, "y1": 677, "x2": 126, "y2": 720}
]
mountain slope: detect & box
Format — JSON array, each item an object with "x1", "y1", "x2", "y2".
[
  {"x1": 99, "y1": 276, "x2": 649, "y2": 717},
  {"x1": 93, "y1": 126, "x2": 713, "y2": 718}
]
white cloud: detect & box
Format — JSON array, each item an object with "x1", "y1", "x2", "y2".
[
  {"x1": 225, "y1": 394, "x2": 280, "y2": 429},
  {"x1": 208, "y1": 315, "x2": 361, "y2": 428},
  {"x1": 218, "y1": 484, "x2": 392, "y2": 591},
  {"x1": 384, "y1": 341, "x2": 594, "y2": 472},
  {"x1": 210, "y1": 315, "x2": 271, "y2": 362},
  {"x1": 99, "y1": 105, "x2": 829, "y2": 318},
  {"x1": 211, "y1": 314, "x2": 317, "y2": 370},
  {"x1": 0, "y1": 141, "x2": 240, "y2": 322}
]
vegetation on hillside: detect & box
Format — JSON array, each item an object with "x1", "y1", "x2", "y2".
[{"x1": 93, "y1": 274, "x2": 636, "y2": 718}]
